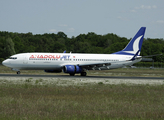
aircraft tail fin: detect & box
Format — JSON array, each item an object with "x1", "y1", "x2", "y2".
[{"x1": 113, "y1": 27, "x2": 146, "y2": 55}]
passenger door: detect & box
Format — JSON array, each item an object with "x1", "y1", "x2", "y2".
[{"x1": 23, "y1": 55, "x2": 28, "y2": 64}]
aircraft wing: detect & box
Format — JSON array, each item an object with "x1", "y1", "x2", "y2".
[
  {"x1": 61, "y1": 62, "x2": 111, "y2": 67},
  {"x1": 77, "y1": 62, "x2": 111, "y2": 70}
]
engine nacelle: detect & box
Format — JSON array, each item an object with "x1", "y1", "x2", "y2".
[
  {"x1": 44, "y1": 69, "x2": 62, "y2": 73},
  {"x1": 63, "y1": 65, "x2": 82, "y2": 73}
]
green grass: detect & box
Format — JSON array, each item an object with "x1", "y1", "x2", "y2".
[
  {"x1": 0, "y1": 65, "x2": 164, "y2": 77},
  {"x1": 0, "y1": 83, "x2": 164, "y2": 119},
  {"x1": 88, "y1": 68, "x2": 164, "y2": 77}
]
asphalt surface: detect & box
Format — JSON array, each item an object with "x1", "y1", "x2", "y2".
[{"x1": 0, "y1": 74, "x2": 163, "y2": 80}]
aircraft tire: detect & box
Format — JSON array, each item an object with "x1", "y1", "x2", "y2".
[
  {"x1": 17, "y1": 71, "x2": 20, "y2": 74},
  {"x1": 81, "y1": 72, "x2": 87, "y2": 76},
  {"x1": 70, "y1": 73, "x2": 75, "y2": 76}
]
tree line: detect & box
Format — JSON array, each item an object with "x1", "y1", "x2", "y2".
[{"x1": 0, "y1": 31, "x2": 164, "y2": 63}]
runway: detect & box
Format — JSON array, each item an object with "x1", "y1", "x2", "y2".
[
  {"x1": 0, "y1": 73, "x2": 164, "y2": 86},
  {"x1": 0, "y1": 74, "x2": 164, "y2": 80}
]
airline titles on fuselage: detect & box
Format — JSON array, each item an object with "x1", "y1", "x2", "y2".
[
  {"x1": 29, "y1": 54, "x2": 120, "y2": 62},
  {"x1": 29, "y1": 55, "x2": 71, "y2": 59}
]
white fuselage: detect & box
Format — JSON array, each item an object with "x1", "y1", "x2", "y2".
[{"x1": 2, "y1": 53, "x2": 141, "y2": 71}]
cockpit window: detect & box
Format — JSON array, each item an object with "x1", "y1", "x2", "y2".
[{"x1": 9, "y1": 57, "x2": 17, "y2": 59}]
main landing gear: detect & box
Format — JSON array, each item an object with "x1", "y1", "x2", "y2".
[
  {"x1": 81, "y1": 72, "x2": 87, "y2": 76},
  {"x1": 69, "y1": 72, "x2": 87, "y2": 76},
  {"x1": 17, "y1": 71, "x2": 20, "y2": 74},
  {"x1": 69, "y1": 73, "x2": 75, "y2": 76}
]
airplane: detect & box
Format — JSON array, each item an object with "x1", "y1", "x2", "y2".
[{"x1": 2, "y1": 27, "x2": 146, "y2": 76}]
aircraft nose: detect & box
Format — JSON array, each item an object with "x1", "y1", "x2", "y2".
[
  {"x1": 2, "y1": 60, "x2": 9, "y2": 66},
  {"x1": 2, "y1": 60, "x2": 6, "y2": 66}
]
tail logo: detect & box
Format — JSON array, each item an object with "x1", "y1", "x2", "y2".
[
  {"x1": 123, "y1": 35, "x2": 143, "y2": 55},
  {"x1": 113, "y1": 27, "x2": 146, "y2": 56}
]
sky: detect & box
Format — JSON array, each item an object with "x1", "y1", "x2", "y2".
[{"x1": 0, "y1": 0, "x2": 164, "y2": 39}]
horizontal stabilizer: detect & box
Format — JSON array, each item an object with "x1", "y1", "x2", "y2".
[{"x1": 142, "y1": 54, "x2": 163, "y2": 58}]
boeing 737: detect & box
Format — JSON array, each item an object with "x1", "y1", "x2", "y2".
[{"x1": 2, "y1": 27, "x2": 146, "y2": 76}]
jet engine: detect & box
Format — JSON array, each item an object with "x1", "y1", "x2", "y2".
[{"x1": 63, "y1": 65, "x2": 82, "y2": 74}]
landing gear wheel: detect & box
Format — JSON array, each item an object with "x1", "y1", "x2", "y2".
[
  {"x1": 81, "y1": 72, "x2": 87, "y2": 76},
  {"x1": 70, "y1": 73, "x2": 75, "y2": 76},
  {"x1": 17, "y1": 71, "x2": 20, "y2": 74}
]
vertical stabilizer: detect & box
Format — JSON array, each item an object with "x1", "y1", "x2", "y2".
[{"x1": 113, "y1": 27, "x2": 146, "y2": 55}]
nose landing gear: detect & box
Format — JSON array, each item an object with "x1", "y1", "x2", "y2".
[{"x1": 11, "y1": 68, "x2": 20, "y2": 75}]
